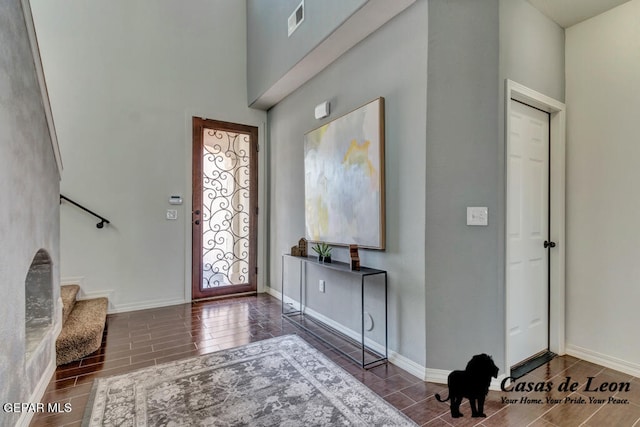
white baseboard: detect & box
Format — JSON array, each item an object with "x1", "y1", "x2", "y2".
[
  {"x1": 390, "y1": 352, "x2": 428, "y2": 380},
  {"x1": 76, "y1": 289, "x2": 118, "y2": 315},
  {"x1": 566, "y1": 343, "x2": 640, "y2": 378},
  {"x1": 16, "y1": 359, "x2": 56, "y2": 427},
  {"x1": 424, "y1": 369, "x2": 506, "y2": 392},
  {"x1": 77, "y1": 288, "x2": 114, "y2": 302},
  {"x1": 61, "y1": 277, "x2": 113, "y2": 302},
  {"x1": 16, "y1": 335, "x2": 57, "y2": 427},
  {"x1": 107, "y1": 298, "x2": 188, "y2": 314},
  {"x1": 491, "y1": 374, "x2": 508, "y2": 391},
  {"x1": 268, "y1": 287, "x2": 507, "y2": 389},
  {"x1": 266, "y1": 286, "x2": 429, "y2": 379},
  {"x1": 265, "y1": 286, "x2": 282, "y2": 300},
  {"x1": 61, "y1": 277, "x2": 189, "y2": 314},
  {"x1": 61, "y1": 276, "x2": 85, "y2": 287},
  {"x1": 425, "y1": 368, "x2": 449, "y2": 385}
]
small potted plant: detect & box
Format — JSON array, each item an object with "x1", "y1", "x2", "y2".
[{"x1": 312, "y1": 242, "x2": 332, "y2": 263}]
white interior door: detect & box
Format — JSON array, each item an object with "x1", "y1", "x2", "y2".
[{"x1": 507, "y1": 99, "x2": 550, "y2": 367}]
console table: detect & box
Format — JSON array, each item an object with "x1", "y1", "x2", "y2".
[{"x1": 281, "y1": 254, "x2": 387, "y2": 369}]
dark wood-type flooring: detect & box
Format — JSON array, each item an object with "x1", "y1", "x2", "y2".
[{"x1": 31, "y1": 294, "x2": 640, "y2": 426}]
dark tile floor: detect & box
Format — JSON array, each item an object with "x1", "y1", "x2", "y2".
[{"x1": 30, "y1": 294, "x2": 640, "y2": 426}]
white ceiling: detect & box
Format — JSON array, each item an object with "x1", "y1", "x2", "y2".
[{"x1": 527, "y1": 0, "x2": 632, "y2": 28}]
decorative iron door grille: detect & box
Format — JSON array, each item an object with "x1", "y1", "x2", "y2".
[{"x1": 192, "y1": 118, "x2": 257, "y2": 299}]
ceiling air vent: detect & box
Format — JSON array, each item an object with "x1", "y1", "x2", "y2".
[{"x1": 288, "y1": 1, "x2": 304, "y2": 37}]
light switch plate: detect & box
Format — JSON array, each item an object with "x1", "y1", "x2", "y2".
[
  {"x1": 467, "y1": 207, "x2": 488, "y2": 226},
  {"x1": 166, "y1": 209, "x2": 178, "y2": 220}
]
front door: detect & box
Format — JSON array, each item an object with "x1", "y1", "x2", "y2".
[
  {"x1": 192, "y1": 118, "x2": 258, "y2": 300},
  {"x1": 506, "y1": 99, "x2": 550, "y2": 367}
]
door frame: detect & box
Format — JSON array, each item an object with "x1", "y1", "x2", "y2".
[
  {"x1": 504, "y1": 80, "x2": 566, "y2": 371},
  {"x1": 191, "y1": 117, "x2": 259, "y2": 300}
]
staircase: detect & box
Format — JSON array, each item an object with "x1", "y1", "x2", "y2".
[{"x1": 56, "y1": 285, "x2": 108, "y2": 366}]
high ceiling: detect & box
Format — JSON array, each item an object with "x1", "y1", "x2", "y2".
[{"x1": 527, "y1": 0, "x2": 632, "y2": 28}]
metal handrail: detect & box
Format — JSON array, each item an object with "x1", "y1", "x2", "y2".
[{"x1": 60, "y1": 195, "x2": 110, "y2": 229}]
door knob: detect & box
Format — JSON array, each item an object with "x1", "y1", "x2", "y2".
[{"x1": 544, "y1": 240, "x2": 556, "y2": 249}]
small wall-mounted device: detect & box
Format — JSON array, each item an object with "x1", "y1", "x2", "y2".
[
  {"x1": 467, "y1": 206, "x2": 488, "y2": 226},
  {"x1": 288, "y1": 0, "x2": 304, "y2": 37},
  {"x1": 169, "y1": 195, "x2": 183, "y2": 205},
  {"x1": 314, "y1": 101, "x2": 330, "y2": 120}
]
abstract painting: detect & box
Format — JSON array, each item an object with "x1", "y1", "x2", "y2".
[{"x1": 304, "y1": 97, "x2": 385, "y2": 249}]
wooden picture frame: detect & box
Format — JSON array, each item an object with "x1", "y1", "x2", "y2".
[{"x1": 304, "y1": 97, "x2": 385, "y2": 249}]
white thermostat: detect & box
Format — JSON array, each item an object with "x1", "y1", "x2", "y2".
[
  {"x1": 467, "y1": 207, "x2": 488, "y2": 226},
  {"x1": 314, "y1": 101, "x2": 330, "y2": 120},
  {"x1": 169, "y1": 196, "x2": 182, "y2": 205}
]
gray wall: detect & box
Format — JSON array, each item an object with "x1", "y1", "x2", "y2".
[
  {"x1": 31, "y1": 0, "x2": 267, "y2": 311},
  {"x1": 246, "y1": 0, "x2": 366, "y2": 105},
  {"x1": 498, "y1": 0, "x2": 565, "y2": 251},
  {"x1": 499, "y1": 0, "x2": 565, "y2": 103},
  {"x1": 425, "y1": 0, "x2": 502, "y2": 370},
  {"x1": 0, "y1": 0, "x2": 60, "y2": 423},
  {"x1": 498, "y1": 0, "x2": 564, "y2": 369},
  {"x1": 268, "y1": 0, "x2": 565, "y2": 373},
  {"x1": 424, "y1": 0, "x2": 564, "y2": 373},
  {"x1": 565, "y1": 0, "x2": 640, "y2": 371},
  {"x1": 269, "y1": 0, "x2": 427, "y2": 365}
]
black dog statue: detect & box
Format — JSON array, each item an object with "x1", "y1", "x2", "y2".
[{"x1": 435, "y1": 354, "x2": 499, "y2": 418}]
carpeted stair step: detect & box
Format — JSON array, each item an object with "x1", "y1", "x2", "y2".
[
  {"x1": 56, "y1": 297, "x2": 108, "y2": 366},
  {"x1": 60, "y1": 284, "x2": 80, "y2": 326}
]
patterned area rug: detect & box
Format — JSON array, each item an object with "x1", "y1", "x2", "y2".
[{"x1": 83, "y1": 335, "x2": 416, "y2": 426}]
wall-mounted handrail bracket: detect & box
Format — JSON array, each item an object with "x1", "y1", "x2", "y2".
[{"x1": 60, "y1": 195, "x2": 111, "y2": 229}]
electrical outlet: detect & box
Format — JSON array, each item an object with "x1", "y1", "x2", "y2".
[{"x1": 319, "y1": 280, "x2": 325, "y2": 293}]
